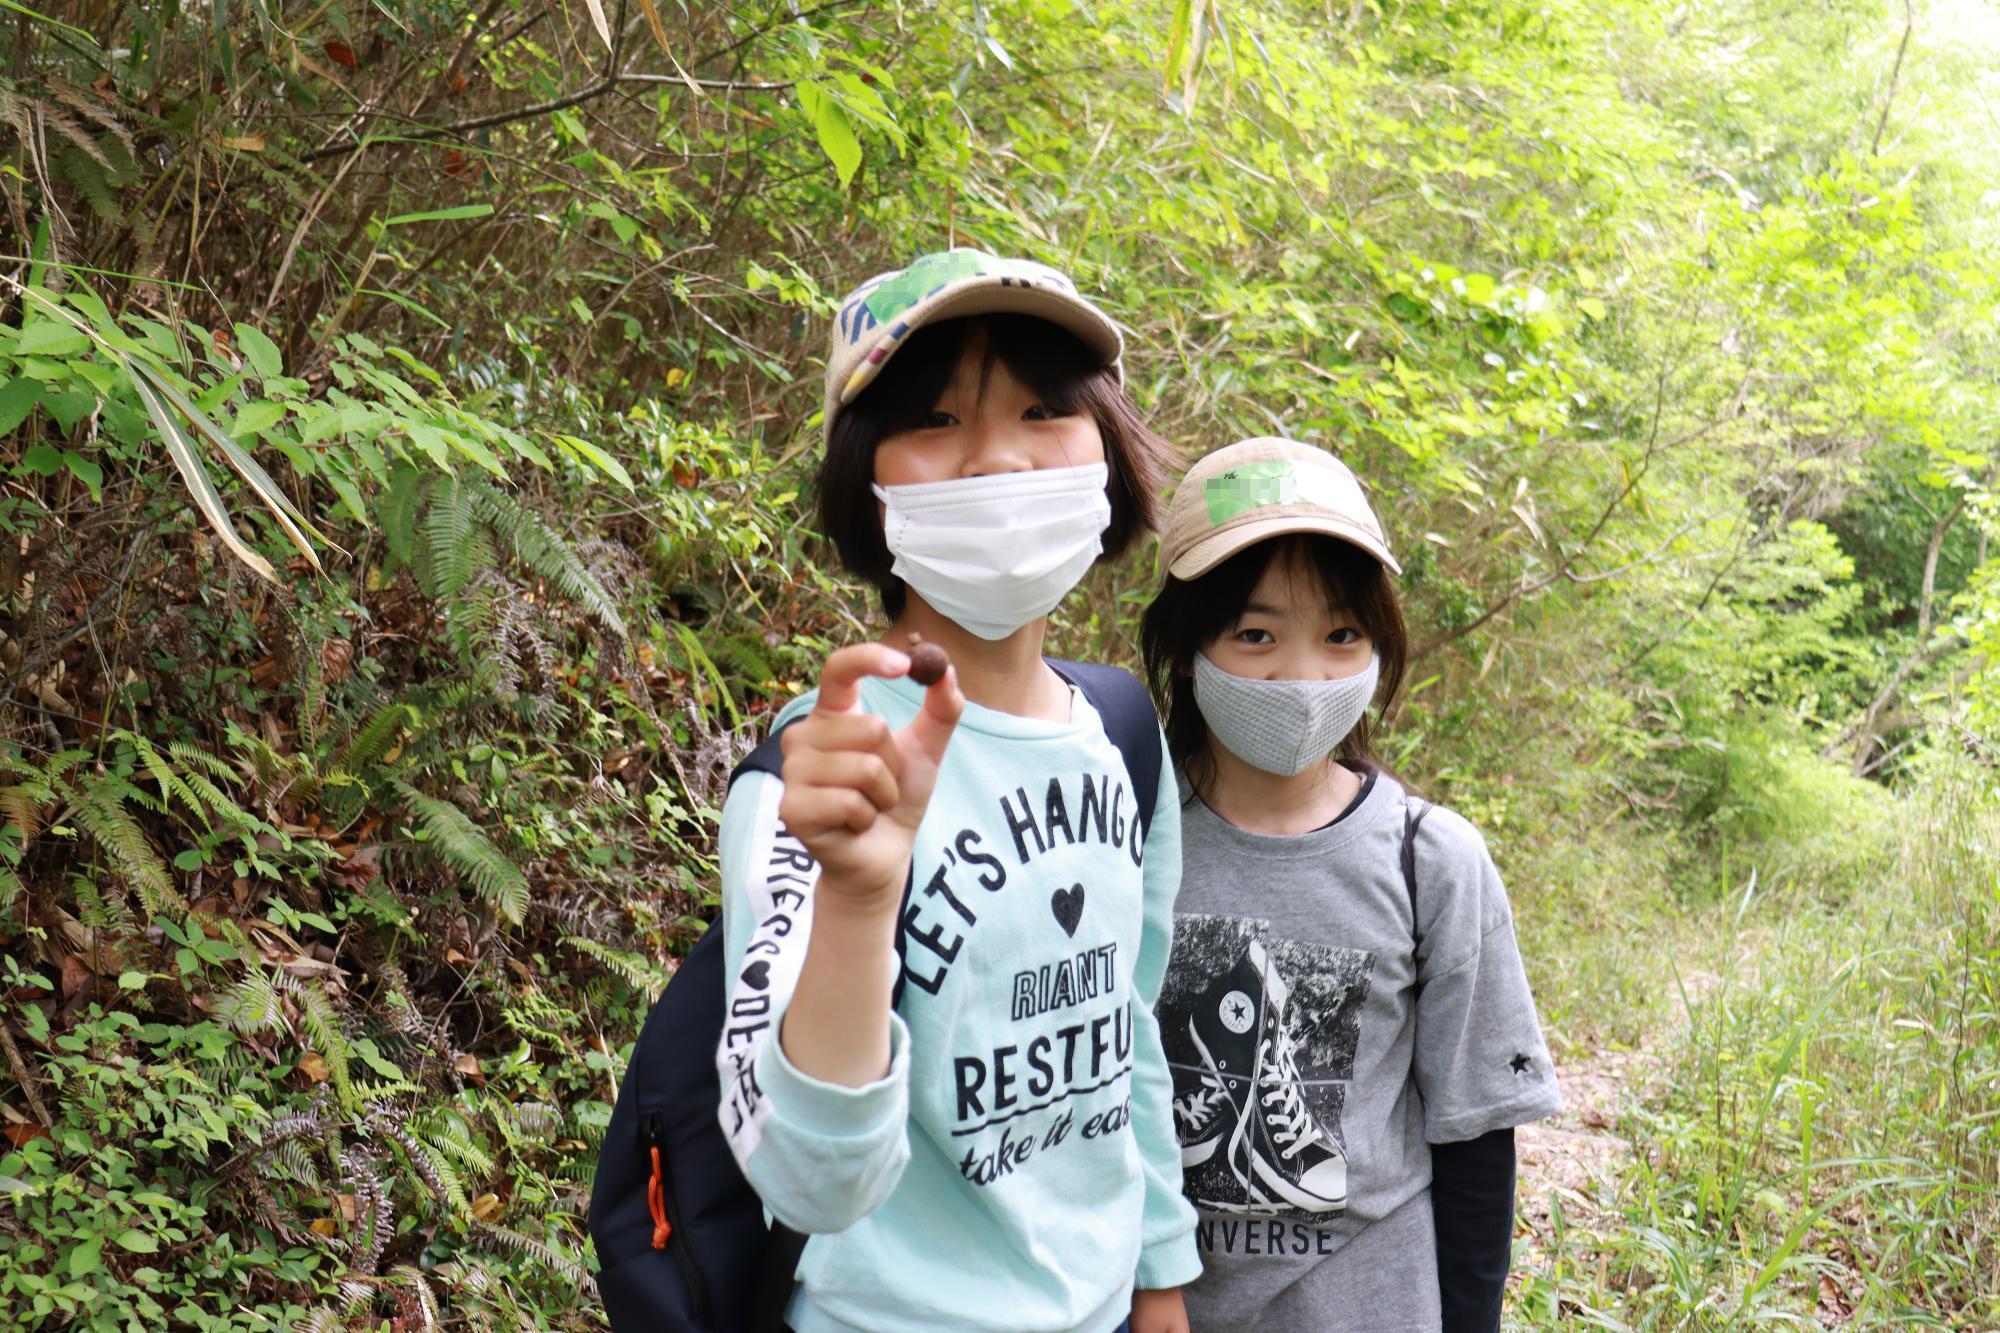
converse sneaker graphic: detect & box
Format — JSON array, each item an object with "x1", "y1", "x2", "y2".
[
  {"x1": 1187, "y1": 938, "x2": 1347, "y2": 1214},
  {"x1": 1172, "y1": 1063, "x2": 1232, "y2": 1167},
  {"x1": 1242, "y1": 1007, "x2": 1346, "y2": 1211}
]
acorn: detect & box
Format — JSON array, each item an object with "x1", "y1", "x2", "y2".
[{"x1": 906, "y1": 632, "x2": 950, "y2": 687}]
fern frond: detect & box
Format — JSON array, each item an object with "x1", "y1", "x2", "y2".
[
  {"x1": 292, "y1": 978, "x2": 359, "y2": 1112},
  {"x1": 96, "y1": 771, "x2": 165, "y2": 815},
  {"x1": 508, "y1": 1101, "x2": 561, "y2": 1140},
  {"x1": 270, "y1": 1137, "x2": 325, "y2": 1191},
  {"x1": 41, "y1": 749, "x2": 91, "y2": 784},
  {"x1": 465, "y1": 480, "x2": 628, "y2": 639},
  {"x1": 562, "y1": 934, "x2": 673, "y2": 996},
  {"x1": 0, "y1": 866, "x2": 21, "y2": 916},
  {"x1": 379, "y1": 466, "x2": 434, "y2": 573},
  {"x1": 351, "y1": 1078, "x2": 424, "y2": 1103},
  {"x1": 297, "y1": 625, "x2": 327, "y2": 757},
  {"x1": 373, "y1": 1110, "x2": 470, "y2": 1214},
  {"x1": 71, "y1": 874, "x2": 134, "y2": 939},
  {"x1": 168, "y1": 739, "x2": 240, "y2": 783},
  {"x1": 419, "y1": 1109, "x2": 498, "y2": 1179},
  {"x1": 127, "y1": 732, "x2": 211, "y2": 829},
  {"x1": 217, "y1": 969, "x2": 286, "y2": 1034},
  {"x1": 0, "y1": 783, "x2": 49, "y2": 841},
  {"x1": 396, "y1": 784, "x2": 528, "y2": 926},
  {"x1": 47, "y1": 81, "x2": 134, "y2": 160},
  {"x1": 68, "y1": 777, "x2": 182, "y2": 915},
  {"x1": 332, "y1": 703, "x2": 418, "y2": 777},
  {"x1": 41, "y1": 104, "x2": 113, "y2": 172},
  {"x1": 59, "y1": 145, "x2": 120, "y2": 221},
  {"x1": 471, "y1": 1220, "x2": 593, "y2": 1289},
  {"x1": 421, "y1": 476, "x2": 490, "y2": 599},
  {"x1": 297, "y1": 1308, "x2": 341, "y2": 1333},
  {"x1": 341, "y1": 1145, "x2": 392, "y2": 1278},
  {"x1": 386, "y1": 1265, "x2": 440, "y2": 1329},
  {"x1": 181, "y1": 769, "x2": 261, "y2": 833}
]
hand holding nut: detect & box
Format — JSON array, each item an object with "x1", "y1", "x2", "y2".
[{"x1": 905, "y1": 633, "x2": 950, "y2": 687}]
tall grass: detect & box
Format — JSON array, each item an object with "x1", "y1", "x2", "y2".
[{"x1": 1513, "y1": 770, "x2": 2000, "y2": 1329}]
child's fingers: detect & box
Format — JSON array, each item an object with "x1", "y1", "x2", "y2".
[
  {"x1": 783, "y1": 711, "x2": 901, "y2": 778},
  {"x1": 896, "y1": 664, "x2": 964, "y2": 769},
  {"x1": 812, "y1": 642, "x2": 911, "y2": 716},
  {"x1": 782, "y1": 748, "x2": 900, "y2": 815},
  {"x1": 779, "y1": 783, "x2": 880, "y2": 839}
]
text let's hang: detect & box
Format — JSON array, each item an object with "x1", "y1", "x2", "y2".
[{"x1": 900, "y1": 767, "x2": 1143, "y2": 998}]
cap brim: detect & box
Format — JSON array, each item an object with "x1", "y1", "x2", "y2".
[
  {"x1": 1168, "y1": 513, "x2": 1402, "y2": 579},
  {"x1": 837, "y1": 280, "x2": 1123, "y2": 408}
]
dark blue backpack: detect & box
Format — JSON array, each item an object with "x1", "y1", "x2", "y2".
[{"x1": 590, "y1": 660, "x2": 1164, "y2": 1332}]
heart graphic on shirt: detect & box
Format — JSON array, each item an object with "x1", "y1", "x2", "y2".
[
  {"x1": 1050, "y1": 884, "x2": 1085, "y2": 937},
  {"x1": 741, "y1": 960, "x2": 771, "y2": 991}
]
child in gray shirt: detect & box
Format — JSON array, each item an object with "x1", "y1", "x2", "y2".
[{"x1": 1139, "y1": 438, "x2": 1563, "y2": 1333}]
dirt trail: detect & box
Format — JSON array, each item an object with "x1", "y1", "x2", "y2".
[
  {"x1": 1510, "y1": 971, "x2": 1729, "y2": 1300},
  {"x1": 1514, "y1": 1043, "x2": 1647, "y2": 1235},
  {"x1": 1515, "y1": 970, "x2": 1730, "y2": 1240}
]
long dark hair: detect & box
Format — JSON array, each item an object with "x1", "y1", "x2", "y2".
[
  {"x1": 817, "y1": 314, "x2": 1168, "y2": 618},
  {"x1": 1140, "y1": 534, "x2": 1408, "y2": 798}
]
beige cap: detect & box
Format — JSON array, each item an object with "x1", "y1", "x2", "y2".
[
  {"x1": 1160, "y1": 437, "x2": 1400, "y2": 580},
  {"x1": 823, "y1": 248, "x2": 1122, "y2": 441}
]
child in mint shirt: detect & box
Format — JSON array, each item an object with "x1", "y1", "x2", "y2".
[{"x1": 714, "y1": 250, "x2": 1200, "y2": 1333}]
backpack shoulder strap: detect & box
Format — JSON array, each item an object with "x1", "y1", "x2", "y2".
[
  {"x1": 728, "y1": 720, "x2": 794, "y2": 789},
  {"x1": 1402, "y1": 796, "x2": 1433, "y2": 948},
  {"x1": 726, "y1": 715, "x2": 919, "y2": 1009},
  {"x1": 1046, "y1": 659, "x2": 1163, "y2": 842}
]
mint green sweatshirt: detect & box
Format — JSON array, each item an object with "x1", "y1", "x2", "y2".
[{"x1": 715, "y1": 672, "x2": 1200, "y2": 1333}]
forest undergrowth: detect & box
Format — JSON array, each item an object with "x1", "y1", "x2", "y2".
[
  {"x1": 2, "y1": 0, "x2": 1997, "y2": 1328},
  {"x1": 1508, "y1": 771, "x2": 1999, "y2": 1329}
]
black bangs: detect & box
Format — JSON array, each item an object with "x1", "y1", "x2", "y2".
[{"x1": 856, "y1": 314, "x2": 1102, "y2": 435}]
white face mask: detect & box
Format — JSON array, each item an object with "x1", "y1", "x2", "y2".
[
  {"x1": 873, "y1": 464, "x2": 1112, "y2": 640},
  {"x1": 1192, "y1": 651, "x2": 1380, "y2": 776}
]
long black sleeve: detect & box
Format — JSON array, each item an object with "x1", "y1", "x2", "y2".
[{"x1": 1430, "y1": 1126, "x2": 1517, "y2": 1333}]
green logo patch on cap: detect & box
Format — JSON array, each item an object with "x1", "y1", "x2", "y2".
[
  {"x1": 1205, "y1": 460, "x2": 1298, "y2": 525},
  {"x1": 862, "y1": 250, "x2": 992, "y2": 324}
]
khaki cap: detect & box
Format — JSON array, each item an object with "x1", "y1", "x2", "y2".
[
  {"x1": 1160, "y1": 437, "x2": 1400, "y2": 580},
  {"x1": 823, "y1": 248, "x2": 1122, "y2": 441}
]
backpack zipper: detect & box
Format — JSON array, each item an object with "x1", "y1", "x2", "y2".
[{"x1": 640, "y1": 1110, "x2": 710, "y2": 1323}]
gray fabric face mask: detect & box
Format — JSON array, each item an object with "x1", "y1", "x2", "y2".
[{"x1": 1192, "y1": 651, "x2": 1381, "y2": 776}]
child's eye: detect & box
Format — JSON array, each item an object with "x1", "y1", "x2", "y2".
[
  {"x1": 1235, "y1": 628, "x2": 1275, "y2": 646},
  {"x1": 1328, "y1": 628, "x2": 1362, "y2": 646},
  {"x1": 1022, "y1": 403, "x2": 1069, "y2": 422},
  {"x1": 916, "y1": 411, "x2": 958, "y2": 430}
]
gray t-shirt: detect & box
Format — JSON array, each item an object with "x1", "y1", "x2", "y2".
[{"x1": 1158, "y1": 770, "x2": 1562, "y2": 1331}]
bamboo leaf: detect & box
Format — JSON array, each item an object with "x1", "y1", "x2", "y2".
[
  {"x1": 382, "y1": 203, "x2": 496, "y2": 228},
  {"x1": 126, "y1": 357, "x2": 329, "y2": 569},
  {"x1": 130, "y1": 372, "x2": 279, "y2": 583},
  {"x1": 798, "y1": 82, "x2": 862, "y2": 187},
  {"x1": 579, "y1": 0, "x2": 613, "y2": 52}
]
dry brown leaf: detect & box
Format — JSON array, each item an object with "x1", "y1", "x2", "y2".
[
  {"x1": 299, "y1": 1051, "x2": 331, "y2": 1082},
  {"x1": 470, "y1": 1193, "x2": 502, "y2": 1221},
  {"x1": 336, "y1": 1193, "x2": 357, "y2": 1221},
  {"x1": 321, "y1": 638, "x2": 353, "y2": 682},
  {"x1": 59, "y1": 954, "x2": 92, "y2": 998},
  {"x1": 222, "y1": 134, "x2": 266, "y2": 152},
  {"x1": 309, "y1": 1217, "x2": 338, "y2": 1237}
]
